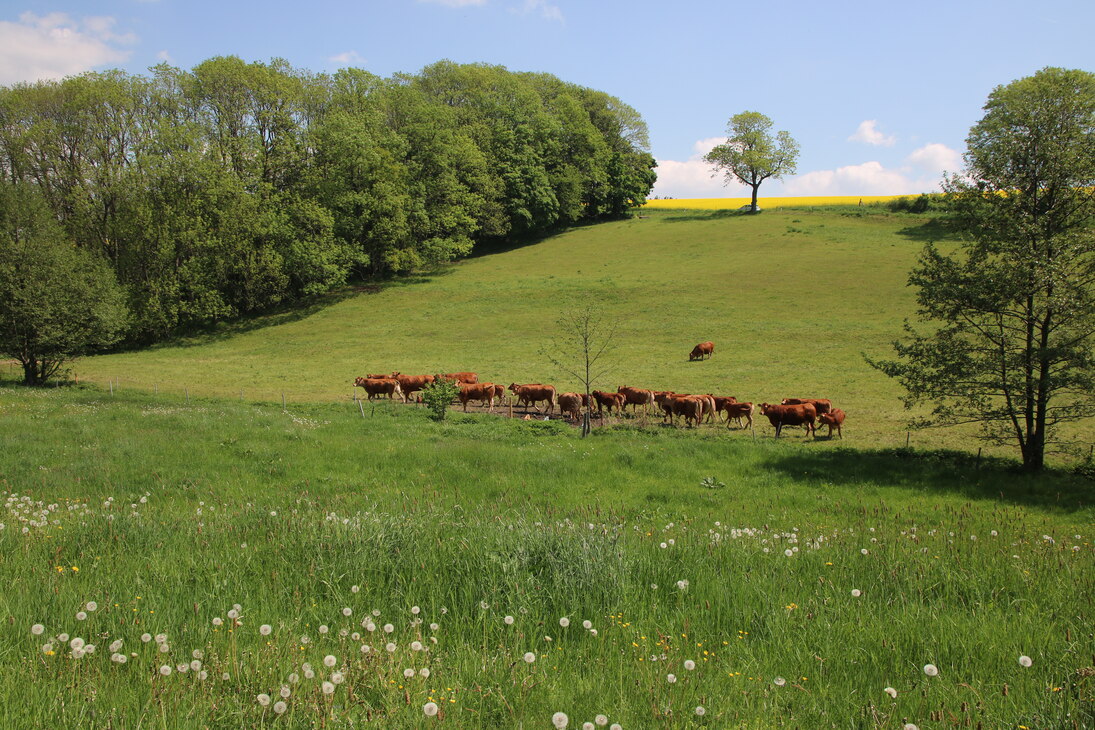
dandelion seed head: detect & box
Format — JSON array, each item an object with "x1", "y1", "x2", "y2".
[
  {"x1": 323, "y1": 655, "x2": 337, "y2": 668},
  {"x1": 420, "y1": 667, "x2": 430, "y2": 678},
  {"x1": 351, "y1": 585, "x2": 360, "y2": 593},
  {"x1": 31, "y1": 624, "x2": 44, "y2": 636},
  {"x1": 383, "y1": 623, "x2": 394, "y2": 634},
  {"x1": 695, "y1": 706, "x2": 706, "y2": 716},
  {"x1": 582, "y1": 620, "x2": 592, "y2": 630},
  {"x1": 552, "y1": 712, "x2": 569, "y2": 728},
  {"x1": 342, "y1": 607, "x2": 352, "y2": 617},
  {"x1": 331, "y1": 671, "x2": 344, "y2": 684},
  {"x1": 1019, "y1": 655, "x2": 1033, "y2": 667},
  {"x1": 260, "y1": 624, "x2": 272, "y2": 636},
  {"x1": 385, "y1": 642, "x2": 396, "y2": 652},
  {"x1": 159, "y1": 665, "x2": 172, "y2": 676},
  {"x1": 85, "y1": 601, "x2": 97, "y2": 612},
  {"x1": 273, "y1": 701, "x2": 287, "y2": 715},
  {"x1": 773, "y1": 676, "x2": 786, "y2": 686},
  {"x1": 884, "y1": 686, "x2": 898, "y2": 699},
  {"x1": 141, "y1": 633, "x2": 152, "y2": 643},
  {"x1": 595, "y1": 715, "x2": 608, "y2": 726},
  {"x1": 923, "y1": 664, "x2": 939, "y2": 677},
  {"x1": 319, "y1": 625, "x2": 329, "y2": 634},
  {"x1": 684, "y1": 659, "x2": 696, "y2": 670},
  {"x1": 504, "y1": 615, "x2": 515, "y2": 625},
  {"x1": 322, "y1": 681, "x2": 335, "y2": 695},
  {"x1": 423, "y1": 701, "x2": 439, "y2": 717},
  {"x1": 851, "y1": 589, "x2": 862, "y2": 597},
  {"x1": 411, "y1": 640, "x2": 423, "y2": 651},
  {"x1": 257, "y1": 694, "x2": 271, "y2": 706},
  {"x1": 524, "y1": 652, "x2": 536, "y2": 663},
  {"x1": 559, "y1": 617, "x2": 570, "y2": 628},
  {"x1": 667, "y1": 673, "x2": 677, "y2": 683}
]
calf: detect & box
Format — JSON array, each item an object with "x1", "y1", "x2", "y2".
[
  {"x1": 508, "y1": 383, "x2": 557, "y2": 414},
  {"x1": 723, "y1": 402, "x2": 754, "y2": 429},
  {"x1": 558, "y1": 392, "x2": 583, "y2": 422},
  {"x1": 818, "y1": 409, "x2": 845, "y2": 439},
  {"x1": 617, "y1": 386, "x2": 655, "y2": 414},
  {"x1": 591, "y1": 390, "x2": 625, "y2": 416},
  {"x1": 759, "y1": 402, "x2": 817, "y2": 437}
]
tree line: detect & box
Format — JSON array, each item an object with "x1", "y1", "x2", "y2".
[{"x1": 0, "y1": 57, "x2": 656, "y2": 353}]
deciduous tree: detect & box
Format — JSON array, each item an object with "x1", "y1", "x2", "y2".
[{"x1": 704, "y1": 111, "x2": 799, "y2": 213}]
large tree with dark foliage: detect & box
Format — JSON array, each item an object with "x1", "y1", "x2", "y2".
[{"x1": 870, "y1": 68, "x2": 1095, "y2": 471}]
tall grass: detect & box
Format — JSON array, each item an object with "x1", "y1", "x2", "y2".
[{"x1": 1, "y1": 385, "x2": 1091, "y2": 727}]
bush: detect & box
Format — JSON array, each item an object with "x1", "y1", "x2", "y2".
[
  {"x1": 420, "y1": 379, "x2": 460, "y2": 421},
  {"x1": 887, "y1": 194, "x2": 937, "y2": 214}
]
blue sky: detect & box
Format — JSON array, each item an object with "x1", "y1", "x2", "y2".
[{"x1": 1, "y1": 0, "x2": 1092, "y2": 198}]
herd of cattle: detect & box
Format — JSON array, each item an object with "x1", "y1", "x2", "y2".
[{"x1": 353, "y1": 366, "x2": 846, "y2": 439}]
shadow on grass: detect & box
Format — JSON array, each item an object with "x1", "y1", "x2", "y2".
[
  {"x1": 761, "y1": 446, "x2": 1090, "y2": 512},
  {"x1": 895, "y1": 216, "x2": 961, "y2": 243},
  {"x1": 660, "y1": 210, "x2": 750, "y2": 224}
]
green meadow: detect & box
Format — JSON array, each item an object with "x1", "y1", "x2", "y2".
[{"x1": 2, "y1": 206, "x2": 1093, "y2": 728}]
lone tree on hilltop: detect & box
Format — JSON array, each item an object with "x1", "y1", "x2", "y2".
[
  {"x1": 869, "y1": 67, "x2": 1095, "y2": 471},
  {"x1": 0, "y1": 184, "x2": 128, "y2": 385},
  {"x1": 704, "y1": 111, "x2": 799, "y2": 213}
]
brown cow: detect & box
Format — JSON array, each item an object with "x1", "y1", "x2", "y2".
[
  {"x1": 558, "y1": 393, "x2": 582, "y2": 422},
  {"x1": 781, "y1": 398, "x2": 833, "y2": 415},
  {"x1": 365, "y1": 373, "x2": 387, "y2": 380},
  {"x1": 818, "y1": 409, "x2": 845, "y2": 439},
  {"x1": 354, "y1": 377, "x2": 404, "y2": 401},
  {"x1": 708, "y1": 395, "x2": 738, "y2": 417},
  {"x1": 390, "y1": 373, "x2": 436, "y2": 403},
  {"x1": 653, "y1": 392, "x2": 678, "y2": 423},
  {"x1": 440, "y1": 372, "x2": 479, "y2": 384},
  {"x1": 689, "y1": 341, "x2": 715, "y2": 361},
  {"x1": 617, "y1": 386, "x2": 655, "y2": 414},
  {"x1": 591, "y1": 390, "x2": 625, "y2": 416},
  {"x1": 723, "y1": 402, "x2": 755, "y2": 429},
  {"x1": 760, "y1": 402, "x2": 816, "y2": 437},
  {"x1": 508, "y1": 383, "x2": 557, "y2": 414},
  {"x1": 672, "y1": 395, "x2": 706, "y2": 427},
  {"x1": 458, "y1": 382, "x2": 498, "y2": 412}
]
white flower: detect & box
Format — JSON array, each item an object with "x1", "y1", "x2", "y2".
[
  {"x1": 1019, "y1": 655, "x2": 1033, "y2": 667},
  {"x1": 41, "y1": 643, "x2": 53, "y2": 654},
  {"x1": 351, "y1": 585, "x2": 360, "y2": 593},
  {"x1": 260, "y1": 624, "x2": 272, "y2": 636},
  {"x1": 227, "y1": 609, "x2": 239, "y2": 619},
  {"x1": 667, "y1": 673, "x2": 677, "y2": 683},
  {"x1": 524, "y1": 652, "x2": 536, "y2": 663},
  {"x1": 861, "y1": 548, "x2": 869, "y2": 555},
  {"x1": 342, "y1": 607, "x2": 352, "y2": 617},
  {"x1": 423, "y1": 701, "x2": 439, "y2": 717},
  {"x1": 323, "y1": 655, "x2": 337, "y2": 668},
  {"x1": 684, "y1": 659, "x2": 696, "y2": 670},
  {"x1": 851, "y1": 589, "x2": 862, "y2": 597},
  {"x1": 552, "y1": 712, "x2": 569, "y2": 728},
  {"x1": 109, "y1": 640, "x2": 123, "y2": 652},
  {"x1": 695, "y1": 706, "x2": 706, "y2": 716},
  {"x1": 590, "y1": 629, "x2": 598, "y2": 636},
  {"x1": 773, "y1": 676, "x2": 786, "y2": 686},
  {"x1": 403, "y1": 668, "x2": 415, "y2": 679},
  {"x1": 70, "y1": 637, "x2": 85, "y2": 650},
  {"x1": 159, "y1": 665, "x2": 172, "y2": 676},
  {"x1": 111, "y1": 653, "x2": 126, "y2": 663},
  {"x1": 385, "y1": 642, "x2": 396, "y2": 652},
  {"x1": 288, "y1": 673, "x2": 299, "y2": 684},
  {"x1": 322, "y1": 681, "x2": 335, "y2": 695},
  {"x1": 411, "y1": 605, "x2": 421, "y2": 615},
  {"x1": 331, "y1": 672, "x2": 344, "y2": 684},
  {"x1": 884, "y1": 686, "x2": 898, "y2": 698},
  {"x1": 504, "y1": 615, "x2": 515, "y2": 625},
  {"x1": 141, "y1": 633, "x2": 152, "y2": 643},
  {"x1": 430, "y1": 623, "x2": 439, "y2": 631},
  {"x1": 212, "y1": 618, "x2": 223, "y2": 627},
  {"x1": 222, "y1": 672, "x2": 231, "y2": 680},
  {"x1": 319, "y1": 625, "x2": 329, "y2": 634},
  {"x1": 411, "y1": 640, "x2": 423, "y2": 651},
  {"x1": 280, "y1": 685, "x2": 291, "y2": 698},
  {"x1": 784, "y1": 548, "x2": 793, "y2": 557},
  {"x1": 420, "y1": 667, "x2": 430, "y2": 678},
  {"x1": 75, "y1": 611, "x2": 87, "y2": 621},
  {"x1": 190, "y1": 660, "x2": 202, "y2": 671},
  {"x1": 903, "y1": 725, "x2": 919, "y2": 730},
  {"x1": 660, "y1": 542, "x2": 667, "y2": 549},
  {"x1": 559, "y1": 617, "x2": 570, "y2": 628},
  {"x1": 383, "y1": 623, "x2": 394, "y2": 633},
  {"x1": 582, "y1": 620, "x2": 592, "y2": 630},
  {"x1": 304, "y1": 669, "x2": 315, "y2": 679},
  {"x1": 257, "y1": 694, "x2": 271, "y2": 707},
  {"x1": 31, "y1": 624, "x2": 44, "y2": 635},
  {"x1": 273, "y1": 701, "x2": 287, "y2": 715},
  {"x1": 86, "y1": 601, "x2": 98, "y2": 612},
  {"x1": 923, "y1": 663, "x2": 939, "y2": 677},
  {"x1": 595, "y1": 716, "x2": 608, "y2": 727}
]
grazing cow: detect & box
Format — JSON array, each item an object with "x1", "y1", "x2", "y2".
[
  {"x1": 591, "y1": 390, "x2": 626, "y2": 416},
  {"x1": 760, "y1": 402, "x2": 817, "y2": 437},
  {"x1": 354, "y1": 377, "x2": 404, "y2": 401},
  {"x1": 390, "y1": 372, "x2": 436, "y2": 403},
  {"x1": 508, "y1": 383, "x2": 557, "y2": 414},
  {"x1": 617, "y1": 386, "x2": 655, "y2": 414},
  {"x1": 689, "y1": 341, "x2": 715, "y2": 361},
  {"x1": 781, "y1": 398, "x2": 833, "y2": 415},
  {"x1": 440, "y1": 372, "x2": 479, "y2": 384},
  {"x1": 365, "y1": 373, "x2": 387, "y2": 380},
  {"x1": 458, "y1": 382, "x2": 499, "y2": 412},
  {"x1": 558, "y1": 392, "x2": 583, "y2": 422},
  {"x1": 818, "y1": 409, "x2": 845, "y2": 439},
  {"x1": 723, "y1": 402, "x2": 755, "y2": 429},
  {"x1": 708, "y1": 395, "x2": 738, "y2": 418}
]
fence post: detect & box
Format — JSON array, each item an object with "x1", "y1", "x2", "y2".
[
  {"x1": 109, "y1": 380, "x2": 114, "y2": 396},
  {"x1": 185, "y1": 387, "x2": 189, "y2": 404},
  {"x1": 358, "y1": 399, "x2": 365, "y2": 418},
  {"x1": 282, "y1": 392, "x2": 286, "y2": 411},
  {"x1": 905, "y1": 431, "x2": 911, "y2": 448}
]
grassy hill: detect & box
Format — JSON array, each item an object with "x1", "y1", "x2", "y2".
[{"x1": 63, "y1": 205, "x2": 1027, "y2": 454}]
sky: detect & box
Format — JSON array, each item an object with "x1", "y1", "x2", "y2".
[{"x1": 1, "y1": 0, "x2": 1092, "y2": 199}]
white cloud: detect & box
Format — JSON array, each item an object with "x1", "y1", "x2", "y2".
[
  {"x1": 513, "y1": 0, "x2": 564, "y2": 22},
  {"x1": 651, "y1": 136, "x2": 752, "y2": 199},
  {"x1": 783, "y1": 142, "x2": 963, "y2": 196},
  {"x1": 848, "y1": 120, "x2": 896, "y2": 147},
  {"x1": 155, "y1": 50, "x2": 172, "y2": 62},
  {"x1": 907, "y1": 142, "x2": 962, "y2": 175},
  {"x1": 0, "y1": 12, "x2": 134, "y2": 85},
  {"x1": 328, "y1": 50, "x2": 365, "y2": 66}
]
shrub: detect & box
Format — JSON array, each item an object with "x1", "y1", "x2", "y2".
[{"x1": 420, "y1": 379, "x2": 460, "y2": 421}]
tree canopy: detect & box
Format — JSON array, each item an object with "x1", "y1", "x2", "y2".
[
  {"x1": 869, "y1": 67, "x2": 1095, "y2": 471},
  {"x1": 704, "y1": 111, "x2": 798, "y2": 212},
  {"x1": 0, "y1": 58, "x2": 656, "y2": 344}
]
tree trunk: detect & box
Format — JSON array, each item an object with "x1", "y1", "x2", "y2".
[
  {"x1": 750, "y1": 184, "x2": 760, "y2": 213},
  {"x1": 21, "y1": 357, "x2": 41, "y2": 386}
]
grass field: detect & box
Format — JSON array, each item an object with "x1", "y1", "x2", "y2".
[
  {"x1": 642, "y1": 196, "x2": 915, "y2": 210},
  {"x1": 0, "y1": 384, "x2": 1092, "y2": 728},
  {"x1": 3, "y1": 205, "x2": 1094, "y2": 727}
]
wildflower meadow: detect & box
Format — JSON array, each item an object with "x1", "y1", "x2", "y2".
[{"x1": 1, "y1": 384, "x2": 1091, "y2": 728}]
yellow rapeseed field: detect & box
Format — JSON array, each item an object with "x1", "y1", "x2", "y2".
[{"x1": 643, "y1": 195, "x2": 912, "y2": 209}]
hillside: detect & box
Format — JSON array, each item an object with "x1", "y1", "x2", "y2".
[{"x1": 63, "y1": 206, "x2": 1089, "y2": 458}]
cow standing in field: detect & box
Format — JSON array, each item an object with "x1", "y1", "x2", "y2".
[
  {"x1": 508, "y1": 383, "x2": 557, "y2": 414},
  {"x1": 458, "y1": 382, "x2": 499, "y2": 412},
  {"x1": 558, "y1": 393, "x2": 583, "y2": 422},
  {"x1": 354, "y1": 377, "x2": 404, "y2": 401},
  {"x1": 617, "y1": 386, "x2": 655, "y2": 414},
  {"x1": 689, "y1": 341, "x2": 715, "y2": 361},
  {"x1": 781, "y1": 398, "x2": 833, "y2": 415},
  {"x1": 440, "y1": 372, "x2": 479, "y2": 385},
  {"x1": 591, "y1": 390, "x2": 626, "y2": 417},
  {"x1": 760, "y1": 402, "x2": 816, "y2": 437},
  {"x1": 390, "y1": 373, "x2": 435, "y2": 403},
  {"x1": 672, "y1": 395, "x2": 706, "y2": 428},
  {"x1": 818, "y1": 409, "x2": 846, "y2": 439}
]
